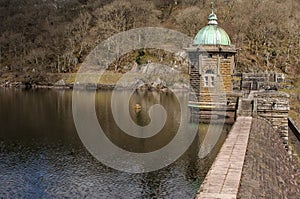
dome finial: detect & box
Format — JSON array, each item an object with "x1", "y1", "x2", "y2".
[
  {"x1": 208, "y1": 1, "x2": 218, "y2": 25},
  {"x1": 193, "y1": 0, "x2": 231, "y2": 46},
  {"x1": 211, "y1": 1, "x2": 215, "y2": 14}
]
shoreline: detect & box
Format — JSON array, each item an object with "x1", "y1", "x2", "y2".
[{"x1": 0, "y1": 81, "x2": 190, "y2": 92}]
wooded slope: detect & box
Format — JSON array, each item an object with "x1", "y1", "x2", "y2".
[{"x1": 1, "y1": 0, "x2": 299, "y2": 75}]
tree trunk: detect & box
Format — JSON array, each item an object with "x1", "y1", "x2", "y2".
[{"x1": 57, "y1": 55, "x2": 61, "y2": 73}]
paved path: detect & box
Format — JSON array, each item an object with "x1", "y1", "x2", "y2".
[
  {"x1": 238, "y1": 118, "x2": 300, "y2": 198},
  {"x1": 196, "y1": 117, "x2": 252, "y2": 199}
]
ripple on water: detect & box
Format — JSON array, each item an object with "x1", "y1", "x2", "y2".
[
  {"x1": 0, "y1": 140, "x2": 204, "y2": 199},
  {"x1": 0, "y1": 90, "x2": 230, "y2": 198}
]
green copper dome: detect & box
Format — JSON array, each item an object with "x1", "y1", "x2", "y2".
[{"x1": 193, "y1": 11, "x2": 231, "y2": 46}]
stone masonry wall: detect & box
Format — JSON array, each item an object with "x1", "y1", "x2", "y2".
[
  {"x1": 189, "y1": 64, "x2": 200, "y2": 101},
  {"x1": 199, "y1": 54, "x2": 234, "y2": 95},
  {"x1": 238, "y1": 118, "x2": 300, "y2": 198},
  {"x1": 253, "y1": 91, "x2": 290, "y2": 146},
  {"x1": 189, "y1": 53, "x2": 235, "y2": 103},
  {"x1": 233, "y1": 72, "x2": 285, "y2": 92}
]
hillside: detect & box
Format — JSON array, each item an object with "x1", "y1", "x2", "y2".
[
  {"x1": 1, "y1": 0, "x2": 300, "y2": 74},
  {"x1": 0, "y1": 0, "x2": 300, "y2": 123}
]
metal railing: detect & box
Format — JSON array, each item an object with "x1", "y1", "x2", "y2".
[{"x1": 288, "y1": 117, "x2": 300, "y2": 141}]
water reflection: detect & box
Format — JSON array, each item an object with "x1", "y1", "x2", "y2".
[
  {"x1": 0, "y1": 89, "x2": 230, "y2": 198},
  {"x1": 96, "y1": 90, "x2": 184, "y2": 153}
]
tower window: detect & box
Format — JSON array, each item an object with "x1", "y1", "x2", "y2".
[
  {"x1": 211, "y1": 76, "x2": 215, "y2": 86},
  {"x1": 204, "y1": 76, "x2": 209, "y2": 87},
  {"x1": 204, "y1": 70, "x2": 215, "y2": 87}
]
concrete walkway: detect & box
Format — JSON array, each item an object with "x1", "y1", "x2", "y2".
[{"x1": 196, "y1": 117, "x2": 252, "y2": 199}]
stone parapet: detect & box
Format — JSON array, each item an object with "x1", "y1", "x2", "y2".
[
  {"x1": 253, "y1": 91, "x2": 290, "y2": 145},
  {"x1": 196, "y1": 117, "x2": 252, "y2": 199}
]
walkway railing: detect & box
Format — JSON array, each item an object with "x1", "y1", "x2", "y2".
[{"x1": 288, "y1": 117, "x2": 300, "y2": 141}]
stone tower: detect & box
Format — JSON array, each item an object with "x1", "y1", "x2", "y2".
[{"x1": 187, "y1": 5, "x2": 236, "y2": 105}]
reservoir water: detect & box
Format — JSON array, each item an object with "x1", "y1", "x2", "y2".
[{"x1": 0, "y1": 89, "x2": 231, "y2": 198}]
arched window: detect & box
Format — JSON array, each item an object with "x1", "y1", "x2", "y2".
[{"x1": 204, "y1": 69, "x2": 215, "y2": 87}]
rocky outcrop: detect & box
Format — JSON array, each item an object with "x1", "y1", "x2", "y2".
[{"x1": 115, "y1": 63, "x2": 189, "y2": 91}]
